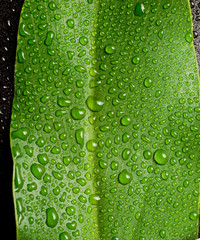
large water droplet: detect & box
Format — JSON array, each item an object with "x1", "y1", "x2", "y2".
[
  {"x1": 105, "y1": 44, "x2": 115, "y2": 54},
  {"x1": 118, "y1": 170, "x2": 132, "y2": 185},
  {"x1": 154, "y1": 149, "x2": 168, "y2": 165},
  {"x1": 134, "y1": 2, "x2": 145, "y2": 16},
  {"x1": 185, "y1": 32, "x2": 193, "y2": 43},
  {"x1": 75, "y1": 128, "x2": 84, "y2": 148},
  {"x1": 89, "y1": 194, "x2": 101, "y2": 205},
  {"x1": 86, "y1": 96, "x2": 104, "y2": 112},
  {"x1": 86, "y1": 139, "x2": 97, "y2": 152},
  {"x1": 14, "y1": 164, "x2": 24, "y2": 192},
  {"x1": 11, "y1": 127, "x2": 30, "y2": 141},
  {"x1": 46, "y1": 207, "x2": 59, "y2": 228},
  {"x1": 120, "y1": 116, "x2": 131, "y2": 126},
  {"x1": 66, "y1": 206, "x2": 76, "y2": 216},
  {"x1": 30, "y1": 164, "x2": 45, "y2": 180},
  {"x1": 59, "y1": 232, "x2": 71, "y2": 240},
  {"x1": 70, "y1": 107, "x2": 86, "y2": 120}
]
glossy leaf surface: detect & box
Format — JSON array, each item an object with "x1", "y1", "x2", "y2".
[{"x1": 11, "y1": 0, "x2": 200, "y2": 239}]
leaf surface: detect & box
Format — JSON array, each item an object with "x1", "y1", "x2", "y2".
[{"x1": 11, "y1": 0, "x2": 200, "y2": 239}]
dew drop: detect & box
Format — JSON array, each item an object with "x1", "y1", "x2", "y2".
[
  {"x1": 143, "y1": 150, "x2": 152, "y2": 160},
  {"x1": 57, "y1": 97, "x2": 72, "y2": 107},
  {"x1": 132, "y1": 56, "x2": 140, "y2": 64},
  {"x1": 30, "y1": 164, "x2": 45, "y2": 180},
  {"x1": 14, "y1": 164, "x2": 24, "y2": 192},
  {"x1": 118, "y1": 170, "x2": 132, "y2": 185},
  {"x1": 75, "y1": 128, "x2": 84, "y2": 148},
  {"x1": 66, "y1": 19, "x2": 74, "y2": 28},
  {"x1": 105, "y1": 44, "x2": 115, "y2": 54},
  {"x1": 70, "y1": 107, "x2": 86, "y2": 120},
  {"x1": 86, "y1": 96, "x2": 104, "y2": 112},
  {"x1": 161, "y1": 170, "x2": 169, "y2": 180},
  {"x1": 17, "y1": 49, "x2": 25, "y2": 63},
  {"x1": 185, "y1": 32, "x2": 193, "y2": 43},
  {"x1": 66, "y1": 206, "x2": 76, "y2": 216},
  {"x1": 59, "y1": 232, "x2": 71, "y2": 240},
  {"x1": 79, "y1": 36, "x2": 88, "y2": 46},
  {"x1": 89, "y1": 194, "x2": 101, "y2": 205},
  {"x1": 86, "y1": 139, "x2": 98, "y2": 152},
  {"x1": 120, "y1": 115, "x2": 131, "y2": 126},
  {"x1": 11, "y1": 127, "x2": 30, "y2": 141},
  {"x1": 134, "y1": 2, "x2": 145, "y2": 16},
  {"x1": 154, "y1": 149, "x2": 168, "y2": 165},
  {"x1": 144, "y1": 77, "x2": 152, "y2": 88},
  {"x1": 46, "y1": 207, "x2": 59, "y2": 228},
  {"x1": 189, "y1": 212, "x2": 198, "y2": 220},
  {"x1": 44, "y1": 31, "x2": 54, "y2": 46}
]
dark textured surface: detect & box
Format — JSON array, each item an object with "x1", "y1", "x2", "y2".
[
  {"x1": 0, "y1": 0, "x2": 24, "y2": 239},
  {"x1": 0, "y1": 0, "x2": 199, "y2": 239}
]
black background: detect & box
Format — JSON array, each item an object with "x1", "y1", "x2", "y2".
[{"x1": 0, "y1": 0, "x2": 199, "y2": 239}]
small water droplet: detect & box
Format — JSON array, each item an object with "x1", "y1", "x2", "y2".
[{"x1": 70, "y1": 107, "x2": 86, "y2": 120}]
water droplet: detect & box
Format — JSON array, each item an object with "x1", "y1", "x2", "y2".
[
  {"x1": 44, "y1": 31, "x2": 54, "y2": 46},
  {"x1": 57, "y1": 97, "x2": 72, "y2": 107},
  {"x1": 161, "y1": 170, "x2": 169, "y2": 180},
  {"x1": 86, "y1": 139, "x2": 97, "y2": 152},
  {"x1": 37, "y1": 153, "x2": 49, "y2": 165},
  {"x1": 66, "y1": 206, "x2": 76, "y2": 216},
  {"x1": 70, "y1": 107, "x2": 86, "y2": 120},
  {"x1": 46, "y1": 207, "x2": 59, "y2": 228},
  {"x1": 189, "y1": 212, "x2": 198, "y2": 220},
  {"x1": 134, "y1": 2, "x2": 145, "y2": 16},
  {"x1": 11, "y1": 127, "x2": 30, "y2": 141},
  {"x1": 159, "y1": 230, "x2": 166, "y2": 238},
  {"x1": 154, "y1": 149, "x2": 168, "y2": 165},
  {"x1": 122, "y1": 148, "x2": 131, "y2": 160},
  {"x1": 30, "y1": 164, "x2": 45, "y2": 180},
  {"x1": 17, "y1": 49, "x2": 25, "y2": 63},
  {"x1": 105, "y1": 44, "x2": 115, "y2": 54},
  {"x1": 118, "y1": 170, "x2": 132, "y2": 185},
  {"x1": 144, "y1": 77, "x2": 152, "y2": 88},
  {"x1": 89, "y1": 194, "x2": 100, "y2": 205},
  {"x1": 120, "y1": 116, "x2": 131, "y2": 126},
  {"x1": 132, "y1": 56, "x2": 140, "y2": 64},
  {"x1": 185, "y1": 32, "x2": 193, "y2": 43},
  {"x1": 86, "y1": 96, "x2": 104, "y2": 112},
  {"x1": 79, "y1": 36, "x2": 88, "y2": 46},
  {"x1": 59, "y1": 232, "x2": 71, "y2": 240},
  {"x1": 19, "y1": 23, "x2": 30, "y2": 37},
  {"x1": 14, "y1": 164, "x2": 24, "y2": 192},
  {"x1": 143, "y1": 150, "x2": 152, "y2": 160},
  {"x1": 74, "y1": 65, "x2": 86, "y2": 73},
  {"x1": 67, "y1": 221, "x2": 77, "y2": 230},
  {"x1": 66, "y1": 19, "x2": 74, "y2": 28}
]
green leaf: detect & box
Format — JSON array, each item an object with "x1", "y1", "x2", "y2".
[{"x1": 11, "y1": 0, "x2": 200, "y2": 239}]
